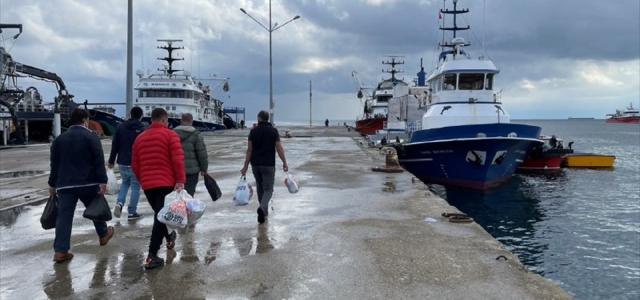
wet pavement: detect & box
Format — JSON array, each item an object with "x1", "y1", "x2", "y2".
[{"x1": 0, "y1": 125, "x2": 573, "y2": 299}]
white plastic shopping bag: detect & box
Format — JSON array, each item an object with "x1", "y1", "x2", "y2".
[
  {"x1": 157, "y1": 190, "x2": 189, "y2": 229},
  {"x1": 106, "y1": 169, "x2": 119, "y2": 195},
  {"x1": 182, "y1": 190, "x2": 205, "y2": 224},
  {"x1": 284, "y1": 172, "x2": 299, "y2": 194},
  {"x1": 233, "y1": 176, "x2": 253, "y2": 206}
]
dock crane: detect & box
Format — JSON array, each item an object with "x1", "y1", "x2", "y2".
[{"x1": 1, "y1": 23, "x2": 74, "y2": 143}]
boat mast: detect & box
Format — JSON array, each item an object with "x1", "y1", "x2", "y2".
[
  {"x1": 157, "y1": 39, "x2": 184, "y2": 75},
  {"x1": 382, "y1": 55, "x2": 404, "y2": 82},
  {"x1": 439, "y1": 0, "x2": 470, "y2": 59}
]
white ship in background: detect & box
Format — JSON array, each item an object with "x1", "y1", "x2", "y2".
[{"x1": 134, "y1": 39, "x2": 232, "y2": 130}]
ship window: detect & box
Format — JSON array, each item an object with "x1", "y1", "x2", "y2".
[
  {"x1": 138, "y1": 89, "x2": 187, "y2": 98},
  {"x1": 172, "y1": 106, "x2": 176, "y2": 111},
  {"x1": 458, "y1": 73, "x2": 484, "y2": 90},
  {"x1": 444, "y1": 74, "x2": 456, "y2": 90},
  {"x1": 485, "y1": 74, "x2": 494, "y2": 90},
  {"x1": 166, "y1": 106, "x2": 170, "y2": 111},
  {"x1": 145, "y1": 106, "x2": 150, "y2": 110}
]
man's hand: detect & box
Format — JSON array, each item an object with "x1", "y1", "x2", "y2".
[
  {"x1": 48, "y1": 187, "x2": 56, "y2": 196},
  {"x1": 107, "y1": 163, "x2": 114, "y2": 169},
  {"x1": 200, "y1": 170, "x2": 208, "y2": 176},
  {"x1": 175, "y1": 183, "x2": 184, "y2": 191},
  {"x1": 240, "y1": 166, "x2": 248, "y2": 176},
  {"x1": 98, "y1": 184, "x2": 107, "y2": 195},
  {"x1": 283, "y1": 163, "x2": 289, "y2": 172}
]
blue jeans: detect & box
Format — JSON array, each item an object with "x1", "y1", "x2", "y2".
[
  {"x1": 55, "y1": 185, "x2": 108, "y2": 252},
  {"x1": 117, "y1": 165, "x2": 140, "y2": 214}
]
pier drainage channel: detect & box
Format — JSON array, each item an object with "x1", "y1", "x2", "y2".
[{"x1": 0, "y1": 170, "x2": 49, "y2": 179}]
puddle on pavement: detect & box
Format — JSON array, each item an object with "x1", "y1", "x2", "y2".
[
  {"x1": 0, "y1": 205, "x2": 27, "y2": 227},
  {"x1": 0, "y1": 170, "x2": 48, "y2": 178},
  {"x1": 382, "y1": 177, "x2": 404, "y2": 194}
]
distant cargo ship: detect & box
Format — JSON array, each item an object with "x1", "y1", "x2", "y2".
[{"x1": 568, "y1": 117, "x2": 595, "y2": 120}]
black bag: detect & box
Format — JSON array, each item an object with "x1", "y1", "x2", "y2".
[
  {"x1": 40, "y1": 195, "x2": 58, "y2": 230},
  {"x1": 83, "y1": 194, "x2": 113, "y2": 222},
  {"x1": 204, "y1": 174, "x2": 222, "y2": 201}
]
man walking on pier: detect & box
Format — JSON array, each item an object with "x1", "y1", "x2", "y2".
[
  {"x1": 240, "y1": 110, "x2": 289, "y2": 224},
  {"x1": 132, "y1": 108, "x2": 185, "y2": 269},
  {"x1": 108, "y1": 106, "x2": 145, "y2": 220},
  {"x1": 48, "y1": 108, "x2": 114, "y2": 263},
  {"x1": 174, "y1": 113, "x2": 209, "y2": 197}
]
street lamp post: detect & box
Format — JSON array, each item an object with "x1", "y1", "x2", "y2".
[{"x1": 240, "y1": 1, "x2": 300, "y2": 125}]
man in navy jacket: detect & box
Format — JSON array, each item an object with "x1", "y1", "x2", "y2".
[
  {"x1": 108, "y1": 106, "x2": 145, "y2": 220},
  {"x1": 48, "y1": 108, "x2": 114, "y2": 263}
]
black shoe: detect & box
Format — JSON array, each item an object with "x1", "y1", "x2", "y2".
[
  {"x1": 144, "y1": 255, "x2": 164, "y2": 270},
  {"x1": 257, "y1": 207, "x2": 265, "y2": 224},
  {"x1": 128, "y1": 213, "x2": 143, "y2": 220},
  {"x1": 166, "y1": 230, "x2": 177, "y2": 249}
]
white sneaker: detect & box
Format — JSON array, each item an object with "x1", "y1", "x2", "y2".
[{"x1": 113, "y1": 204, "x2": 123, "y2": 218}]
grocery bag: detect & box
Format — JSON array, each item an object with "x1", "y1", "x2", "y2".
[
  {"x1": 204, "y1": 174, "x2": 222, "y2": 201},
  {"x1": 181, "y1": 190, "x2": 205, "y2": 224},
  {"x1": 83, "y1": 194, "x2": 113, "y2": 222},
  {"x1": 284, "y1": 172, "x2": 299, "y2": 194},
  {"x1": 106, "y1": 169, "x2": 119, "y2": 195},
  {"x1": 157, "y1": 190, "x2": 189, "y2": 229},
  {"x1": 233, "y1": 176, "x2": 253, "y2": 206},
  {"x1": 40, "y1": 194, "x2": 58, "y2": 230}
]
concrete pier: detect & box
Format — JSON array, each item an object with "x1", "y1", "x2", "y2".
[{"x1": 0, "y1": 126, "x2": 573, "y2": 299}]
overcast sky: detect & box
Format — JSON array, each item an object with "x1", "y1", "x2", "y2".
[{"x1": 1, "y1": 0, "x2": 639, "y2": 122}]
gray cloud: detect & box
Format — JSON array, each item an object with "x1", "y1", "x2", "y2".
[{"x1": 1, "y1": 0, "x2": 638, "y2": 121}]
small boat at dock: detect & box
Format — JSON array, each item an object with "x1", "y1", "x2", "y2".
[
  {"x1": 562, "y1": 153, "x2": 615, "y2": 168},
  {"x1": 517, "y1": 135, "x2": 572, "y2": 174}
]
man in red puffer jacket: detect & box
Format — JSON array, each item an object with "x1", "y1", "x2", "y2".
[{"x1": 132, "y1": 107, "x2": 185, "y2": 270}]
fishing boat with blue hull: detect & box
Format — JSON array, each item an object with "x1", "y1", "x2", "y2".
[
  {"x1": 393, "y1": 0, "x2": 543, "y2": 190},
  {"x1": 134, "y1": 39, "x2": 232, "y2": 131}
]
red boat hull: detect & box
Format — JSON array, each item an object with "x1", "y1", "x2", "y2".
[
  {"x1": 605, "y1": 117, "x2": 640, "y2": 123},
  {"x1": 517, "y1": 154, "x2": 566, "y2": 174},
  {"x1": 355, "y1": 117, "x2": 386, "y2": 135}
]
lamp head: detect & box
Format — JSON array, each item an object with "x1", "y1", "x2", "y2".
[
  {"x1": 293, "y1": 15, "x2": 300, "y2": 20},
  {"x1": 240, "y1": 8, "x2": 247, "y2": 14}
]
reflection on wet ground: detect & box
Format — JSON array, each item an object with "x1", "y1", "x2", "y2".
[{"x1": 0, "y1": 170, "x2": 48, "y2": 178}]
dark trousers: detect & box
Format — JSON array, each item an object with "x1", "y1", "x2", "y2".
[
  {"x1": 251, "y1": 165, "x2": 275, "y2": 213},
  {"x1": 143, "y1": 186, "x2": 175, "y2": 256},
  {"x1": 185, "y1": 173, "x2": 199, "y2": 197},
  {"x1": 55, "y1": 185, "x2": 108, "y2": 252}
]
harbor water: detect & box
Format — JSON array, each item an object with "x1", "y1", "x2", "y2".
[{"x1": 430, "y1": 119, "x2": 640, "y2": 300}]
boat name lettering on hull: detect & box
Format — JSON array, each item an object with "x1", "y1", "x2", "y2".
[{"x1": 421, "y1": 150, "x2": 454, "y2": 154}]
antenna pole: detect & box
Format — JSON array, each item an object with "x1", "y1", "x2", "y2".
[
  {"x1": 125, "y1": 0, "x2": 133, "y2": 116},
  {"x1": 483, "y1": 0, "x2": 486, "y2": 56},
  {"x1": 309, "y1": 80, "x2": 312, "y2": 127}
]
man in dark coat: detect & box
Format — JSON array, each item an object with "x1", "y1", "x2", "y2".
[
  {"x1": 240, "y1": 110, "x2": 289, "y2": 224},
  {"x1": 108, "y1": 106, "x2": 145, "y2": 220},
  {"x1": 48, "y1": 108, "x2": 114, "y2": 263}
]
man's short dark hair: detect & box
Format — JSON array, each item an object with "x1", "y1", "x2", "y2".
[
  {"x1": 130, "y1": 106, "x2": 143, "y2": 119},
  {"x1": 151, "y1": 108, "x2": 167, "y2": 121},
  {"x1": 69, "y1": 108, "x2": 90, "y2": 125},
  {"x1": 257, "y1": 110, "x2": 269, "y2": 122}
]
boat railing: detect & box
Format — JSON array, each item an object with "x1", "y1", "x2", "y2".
[
  {"x1": 383, "y1": 120, "x2": 407, "y2": 131},
  {"x1": 406, "y1": 120, "x2": 422, "y2": 140}
]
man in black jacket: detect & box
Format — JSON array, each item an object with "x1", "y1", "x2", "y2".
[
  {"x1": 240, "y1": 110, "x2": 289, "y2": 224},
  {"x1": 108, "y1": 106, "x2": 145, "y2": 220},
  {"x1": 48, "y1": 108, "x2": 114, "y2": 263}
]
